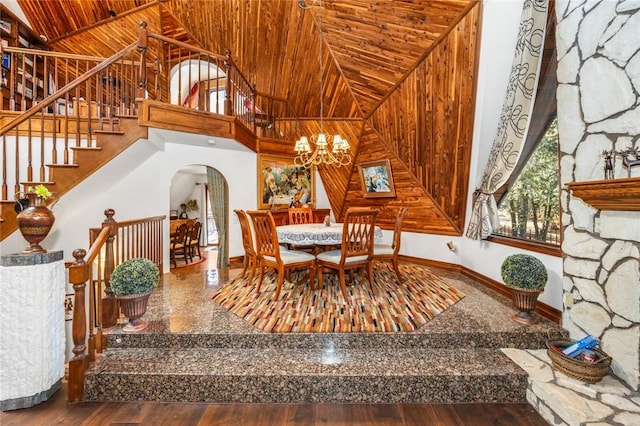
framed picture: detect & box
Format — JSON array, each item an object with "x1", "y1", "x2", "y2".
[
  {"x1": 64, "y1": 294, "x2": 74, "y2": 321},
  {"x1": 258, "y1": 154, "x2": 315, "y2": 209},
  {"x1": 359, "y1": 159, "x2": 396, "y2": 198}
]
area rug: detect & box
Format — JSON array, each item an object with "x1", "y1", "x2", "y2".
[{"x1": 211, "y1": 263, "x2": 465, "y2": 332}]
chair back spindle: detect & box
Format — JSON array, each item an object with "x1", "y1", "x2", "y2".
[{"x1": 288, "y1": 207, "x2": 313, "y2": 225}]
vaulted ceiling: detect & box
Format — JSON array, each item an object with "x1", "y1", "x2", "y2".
[{"x1": 15, "y1": 0, "x2": 481, "y2": 233}]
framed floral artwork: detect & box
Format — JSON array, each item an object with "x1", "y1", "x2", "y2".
[
  {"x1": 258, "y1": 154, "x2": 315, "y2": 209},
  {"x1": 359, "y1": 159, "x2": 396, "y2": 198}
]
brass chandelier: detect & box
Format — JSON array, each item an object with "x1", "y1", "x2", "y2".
[{"x1": 294, "y1": 0, "x2": 352, "y2": 167}]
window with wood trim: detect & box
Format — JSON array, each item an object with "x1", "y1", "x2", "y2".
[
  {"x1": 493, "y1": 118, "x2": 560, "y2": 246},
  {"x1": 491, "y1": 3, "x2": 560, "y2": 249}
]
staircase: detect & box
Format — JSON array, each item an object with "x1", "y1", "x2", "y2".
[
  {"x1": 0, "y1": 115, "x2": 146, "y2": 239},
  {"x1": 82, "y1": 269, "x2": 560, "y2": 404},
  {"x1": 0, "y1": 28, "x2": 262, "y2": 242}
]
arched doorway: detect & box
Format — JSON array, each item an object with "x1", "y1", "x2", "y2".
[
  {"x1": 205, "y1": 166, "x2": 229, "y2": 269},
  {"x1": 170, "y1": 164, "x2": 229, "y2": 269}
]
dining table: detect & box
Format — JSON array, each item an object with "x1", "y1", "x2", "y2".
[{"x1": 276, "y1": 222, "x2": 383, "y2": 249}]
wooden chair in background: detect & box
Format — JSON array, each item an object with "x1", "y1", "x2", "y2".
[
  {"x1": 234, "y1": 209, "x2": 259, "y2": 283},
  {"x1": 247, "y1": 210, "x2": 317, "y2": 300},
  {"x1": 316, "y1": 207, "x2": 379, "y2": 300},
  {"x1": 187, "y1": 221, "x2": 203, "y2": 260},
  {"x1": 170, "y1": 223, "x2": 190, "y2": 268},
  {"x1": 288, "y1": 207, "x2": 313, "y2": 224},
  {"x1": 287, "y1": 206, "x2": 316, "y2": 252},
  {"x1": 373, "y1": 207, "x2": 408, "y2": 283}
]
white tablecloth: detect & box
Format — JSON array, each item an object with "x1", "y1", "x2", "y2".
[{"x1": 276, "y1": 223, "x2": 383, "y2": 246}]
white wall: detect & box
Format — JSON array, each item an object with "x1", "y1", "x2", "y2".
[{"x1": 2, "y1": 135, "x2": 257, "y2": 271}]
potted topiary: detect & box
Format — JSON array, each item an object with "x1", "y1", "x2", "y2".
[
  {"x1": 501, "y1": 253, "x2": 548, "y2": 324},
  {"x1": 109, "y1": 257, "x2": 160, "y2": 332}
]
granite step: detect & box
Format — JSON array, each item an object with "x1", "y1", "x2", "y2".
[
  {"x1": 83, "y1": 347, "x2": 528, "y2": 404},
  {"x1": 105, "y1": 329, "x2": 553, "y2": 351}
]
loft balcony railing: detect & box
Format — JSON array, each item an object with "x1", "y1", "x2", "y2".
[{"x1": 0, "y1": 22, "x2": 298, "y2": 210}]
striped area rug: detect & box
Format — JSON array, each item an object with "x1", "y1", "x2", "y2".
[{"x1": 211, "y1": 264, "x2": 465, "y2": 332}]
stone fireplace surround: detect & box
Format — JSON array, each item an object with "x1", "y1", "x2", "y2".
[{"x1": 556, "y1": 0, "x2": 639, "y2": 392}]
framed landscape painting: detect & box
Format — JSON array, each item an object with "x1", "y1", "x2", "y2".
[
  {"x1": 258, "y1": 154, "x2": 315, "y2": 209},
  {"x1": 359, "y1": 159, "x2": 396, "y2": 198}
]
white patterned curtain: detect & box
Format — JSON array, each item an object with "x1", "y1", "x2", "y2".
[
  {"x1": 207, "y1": 167, "x2": 229, "y2": 269},
  {"x1": 466, "y1": 0, "x2": 548, "y2": 240}
]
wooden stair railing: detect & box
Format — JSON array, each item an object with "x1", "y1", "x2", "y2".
[
  {"x1": 0, "y1": 36, "x2": 144, "y2": 240},
  {"x1": 1, "y1": 21, "x2": 299, "y2": 241},
  {"x1": 66, "y1": 209, "x2": 165, "y2": 403}
]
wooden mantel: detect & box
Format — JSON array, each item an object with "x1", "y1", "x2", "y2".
[{"x1": 565, "y1": 177, "x2": 640, "y2": 211}]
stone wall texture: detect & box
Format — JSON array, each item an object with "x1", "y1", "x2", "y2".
[{"x1": 557, "y1": 0, "x2": 640, "y2": 390}]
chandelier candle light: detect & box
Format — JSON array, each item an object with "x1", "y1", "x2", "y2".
[{"x1": 294, "y1": 0, "x2": 352, "y2": 167}]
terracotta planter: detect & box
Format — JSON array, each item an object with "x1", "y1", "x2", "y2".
[
  {"x1": 117, "y1": 291, "x2": 152, "y2": 332},
  {"x1": 16, "y1": 192, "x2": 55, "y2": 254},
  {"x1": 508, "y1": 286, "x2": 542, "y2": 325}
]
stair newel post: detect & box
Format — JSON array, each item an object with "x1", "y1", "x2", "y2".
[
  {"x1": 102, "y1": 209, "x2": 119, "y2": 328},
  {"x1": 67, "y1": 249, "x2": 89, "y2": 403},
  {"x1": 224, "y1": 50, "x2": 232, "y2": 116},
  {"x1": 136, "y1": 21, "x2": 149, "y2": 100}
]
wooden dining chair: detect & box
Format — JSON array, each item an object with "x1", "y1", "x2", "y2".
[
  {"x1": 316, "y1": 207, "x2": 379, "y2": 300},
  {"x1": 247, "y1": 210, "x2": 316, "y2": 300},
  {"x1": 234, "y1": 209, "x2": 259, "y2": 283},
  {"x1": 170, "y1": 223, "x2": 190, "y2": 268},
  {"x1": 373, "y1": 207, "x2": 408, "y2": 283},
  {"x1": 288, "y1": 206, "x2": 313, "y2": 224},
  {"x1": 286, "y1": 206, "x2": 316, "y2": 253},
  {"x1": 187, "y1": 220, "x2": 203, "y2": 260}
]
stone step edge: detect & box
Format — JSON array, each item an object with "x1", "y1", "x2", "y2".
[
  {"x1": 105, "y1": 330, "x2": 550, "y2": 350},
  {"x1": 84, "y1": 348, "x2": 529, "y2": 403},
  {"x1": 86, "y1": 347, "x2": 527, "y2": 377},
  {"x1": 84, "y1": 374, "x2": 528, "y2": 404}
]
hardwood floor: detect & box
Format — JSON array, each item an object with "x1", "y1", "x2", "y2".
[
  {"x1": 1, "y1": 246, "x2": 549, "y2": 425},
  {"x1": 1, "y1": 382, "x2": 548, "y2": 425}
]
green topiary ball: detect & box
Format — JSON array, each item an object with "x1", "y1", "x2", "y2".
[
  {"x1": 500, "y1": 254, "x2": 548, "y2": 290},
  {"x1": 110, "y1": 257, "x2": 159, "y2": 296}
]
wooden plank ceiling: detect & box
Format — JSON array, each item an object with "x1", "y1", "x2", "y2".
[{"x1": 17, "y1": 0, "x2": 481, "y2": 234}]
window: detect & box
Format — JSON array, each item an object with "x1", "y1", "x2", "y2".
[
  {"x1": 490, "y1": 4, "x2": 560, "y2": 251},
  {"x1": 208, "y1": 87, "x2": 226, "y2": 114},
  {"x1": 494, "y1": 118, "x2": 560, "y2": 246}
]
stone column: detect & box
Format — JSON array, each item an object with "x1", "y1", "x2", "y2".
[
  {"x1": 556, "y1": 0, "x2": 640, "y2": 390},
  {"x1": 0, "y1": 251, "x2": 66, "y2": 411}
]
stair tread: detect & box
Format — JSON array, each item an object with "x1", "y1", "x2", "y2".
[
  {"x1": 46, "y1": 163, "x2": 78, "y2": 168},
  {"x1": 93, "y1": 129, "x2": 125, "y2": 135},
  {"x1": 70, "y1": 146, "x2": 102, "y2": 151},
  {"x1": 88, "y1": 347, "x2": 525, "y2": 377}
]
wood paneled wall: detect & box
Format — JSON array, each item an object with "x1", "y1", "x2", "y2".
[
  {"x1": 15, "y1": 0, "x2": 482, "y2": 236},
  {"x1": 343, "y1": 124, "x2": 459, "y2": 234},
  {"x1": 358, "y1": 5, "x2": 480, "y2": 233}
]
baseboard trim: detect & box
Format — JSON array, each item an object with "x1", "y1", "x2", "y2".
[{"x1": 399, "y1": 255, "x2": 561, "y2": 324}]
